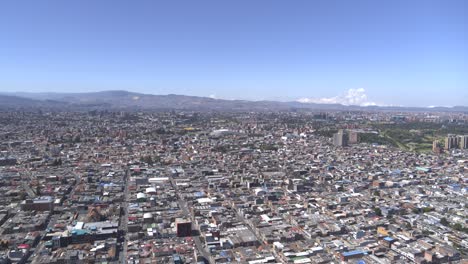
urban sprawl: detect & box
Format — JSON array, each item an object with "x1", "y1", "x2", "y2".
[{"x1": 0, "y1": 111, "x2": 467, "y2": 264}]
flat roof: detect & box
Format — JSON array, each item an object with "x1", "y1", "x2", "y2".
[
  {"x1": 74, "y1": 222, "x2": 84, "y2": 230},
  {"x1": 342, "y1": 250, "x2": 366, "y2": 257}
]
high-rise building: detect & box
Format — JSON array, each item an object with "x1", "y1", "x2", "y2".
[
  {"x1": 458, "y1": 135, "x2": 468, "y2": 149},
  {"x1": 348, "y1": 130, "x2": 359, "y2": 144},
  {"x1": 445, "y1": 135, "x2": 459, "y2": 150},
  {"x1": 333, "y1": 129, "x2": 348, "y2": 147},
  {"x1": 433, "y1": 140, "x2": 442, "y2": 154}
]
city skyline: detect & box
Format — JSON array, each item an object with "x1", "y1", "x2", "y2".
[{"x1": 0, "y1": 0, "x2": 467, "y2": 106}]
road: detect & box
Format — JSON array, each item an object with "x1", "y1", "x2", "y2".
[
  {"x1": 28, "y1": 207, "x2": 60, "y2": 263},
  {"x1": 120, "y1": 168, "x2": 130, "y2": 264},
  {"x1": 22, "y1": 181, "x2": 37, "y2": 198},
  {"x1": 21, "y1": 170, "x2": 37, "y2": 198},
  {"x1": 231, "y1": 205, "x2": 284, "y2": 263},
  {"x1": 170, "y1": 177, "x2": 213, "y2": 264},
  {"x1": 179, "y1": 199, "x2": 212, "y2": 263}
]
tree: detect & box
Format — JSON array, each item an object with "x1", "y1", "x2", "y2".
[
  {"x1": 140, "y1": 155, "x2": 153, "y2": 165},
  {"x1": 422, "y1": 207, "x2": 433, "y2": 213},
  {"x1": 452, "y1": 223, "x2": 464, "y2": 232},
  {"x1": 153, "y1": 155, "x2": 161, "y2": 163},
  {"x1": 374, "y1": 207, "x2": 382, "y2": 217},
  {"x1": 52, "y1": 158, "x2": 62, "y2": 166},
  {"x1": 440, "y1": 217, "x2": 450, "y2": 226}
]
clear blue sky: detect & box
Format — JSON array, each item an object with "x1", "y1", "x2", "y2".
[{"x1": 0, "y1": 0, "x2": 466, "y2": 106}]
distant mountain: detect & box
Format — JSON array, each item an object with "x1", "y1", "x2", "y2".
[
  {"x1": 4, "y1": 90, "x2": 290, "y2": 111},
  {"x1": 0, "y1": 94, "x2": 68, "y2": 110},
  {"x1": 1, "y1": 90, "x2": 467, "y2": 112}
]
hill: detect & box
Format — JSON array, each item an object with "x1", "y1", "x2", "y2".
[{"x1": 1, "y1": 91, "x2": 467, "y2": 112}]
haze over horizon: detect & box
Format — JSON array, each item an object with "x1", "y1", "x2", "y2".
[{"x1": 0, "y1": 0, "x2": 467, "y2": 107}]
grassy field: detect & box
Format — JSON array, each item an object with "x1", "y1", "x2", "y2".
[
  {"x1": 315, "y1": 122, "x2": 468, "y2": 153},
  {"x1": 361, "y1": 122, "x2": 468, "y2": 153},
  {"x1": 376, "y1": 123, "x2": 466, "y2": 152}
]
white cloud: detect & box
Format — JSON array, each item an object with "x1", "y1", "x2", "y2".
[
  {"x1": 297, "y1": 88, "x2": 378, "y2": 106},
  {"x1": 208, "y1": 94, "x2": 217, "y2": 99}
]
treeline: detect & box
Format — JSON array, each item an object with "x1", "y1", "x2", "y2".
[
  {"x1": 314, "y1": 129, "x2": 338, "y2": 138},
  {"x1": 375, "y1": 122, "x2": 468, "y2": 136},
  {"x1": 359, "y1": 133, "x2": 396, "y2": 146}
]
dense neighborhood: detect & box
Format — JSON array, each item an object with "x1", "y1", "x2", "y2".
[{"x1": 0, "y1": 110, "x2": 467, "y2": 264}]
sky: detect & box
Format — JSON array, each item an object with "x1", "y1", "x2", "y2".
[{"x1": 0, "y1": 0, "x2": 467, "y2": 106}]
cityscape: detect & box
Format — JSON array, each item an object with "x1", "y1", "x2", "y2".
[
  {"x1": 1, "y1": 0, "x2": 467, "y2": 263},
  {"x1": 0, "y1": 108, "x2": 466, "y2": 263}
]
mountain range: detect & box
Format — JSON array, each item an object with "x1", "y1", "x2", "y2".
[{"x1": 0, "y1": 90, "x2": 467, "y2": 112}]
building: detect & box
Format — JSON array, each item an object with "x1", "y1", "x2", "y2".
[
  {"x1": 333, "y1": 130, "x2": 348, "y2": 147},
  {"x1": 380, "y1": 237, "x2": 396, "y2": 248},
  {"x1": 458, "y1": 135, "x2": 468, "y2": 149},
  {"x1": 348, "y1": 130, "x2": 359, "y2": 144},
  {"x1": 68, "y1": 221, "x2": 119, "y2": 244},
  {"x1": 20, "y1": 196, "x2": 54, "y2": 211},
  {"x1": 445, "y1": 134, "x2": 459, "y2": 150},
  {"x1": 0, "y1": 157, "x2": 17, "y2": 166},
  {"x1": 444, "y1": 134, "x2": 468, "y2": 150},
  {"x1": 175, "y1": 218, "x2": 192, "y2": 237},
  {"x1": 341, "y1": 250, "x2": 366, "y2": 261},
  {"x1": 432, "y1": 140, "x2": 442, "y2": 154}
]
